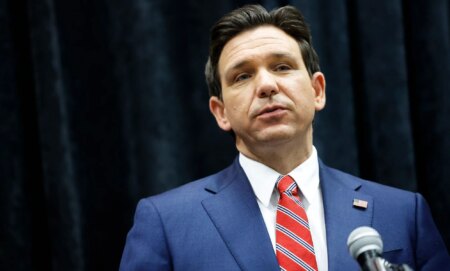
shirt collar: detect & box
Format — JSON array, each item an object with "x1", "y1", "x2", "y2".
[{"x1": 239, "y1": 146, "x2": 320, "y2": 208}]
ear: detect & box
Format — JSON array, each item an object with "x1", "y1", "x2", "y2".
[
  {"x1": 311, "y1": 72, "x2": 326, "y2": 111},
  {"x1": 209, "y1": 96, "x2": 232, "y2": 131}
]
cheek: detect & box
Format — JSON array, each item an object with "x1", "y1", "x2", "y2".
[
  {"x1": 285, "y1": 79, "x2": 315, "y2": 102},
  {"x1": 223, "y1": 91, "x2": 253, "y2": 115},
  {"x1": 284, "y1": 89, "x2": 317, "y2": 115},
  {"x1": 227, "y1": 103, "x2": 250, "y2": 122}
]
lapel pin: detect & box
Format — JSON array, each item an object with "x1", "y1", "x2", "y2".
[{"x1": 353, "y1": 199, "x2": 368, "y2": 209}]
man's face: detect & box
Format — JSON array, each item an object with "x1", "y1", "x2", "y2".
[{"x1": 209, "y1": 25, "x2": 326, "y2": 153}]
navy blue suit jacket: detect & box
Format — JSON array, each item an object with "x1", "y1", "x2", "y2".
[{"x1": 120, "y1": 158, "x2": 450, "y2": 270}]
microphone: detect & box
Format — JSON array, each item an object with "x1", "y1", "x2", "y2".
[
  {"x1": 347, "y1": 226, "x2": 385, "y2": 271},
  {"x1": 347, "y1": 226, "x2": 413, "y2": 271}
]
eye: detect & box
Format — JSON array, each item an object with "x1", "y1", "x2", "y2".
[
  {"x1": 274, "y1": 64, "x2": 292, "y2": 72},
  {"x1": 235, "y1": 73, "x2": 251, "y2": 82}
]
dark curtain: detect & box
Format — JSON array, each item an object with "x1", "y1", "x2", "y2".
[{"x1": 1, "y1": 0, "x2": 449, "y2": 270}]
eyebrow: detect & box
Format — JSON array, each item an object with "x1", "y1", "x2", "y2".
[{"x1": 227, "y1": 52, "x2": 296, "y2": 72}]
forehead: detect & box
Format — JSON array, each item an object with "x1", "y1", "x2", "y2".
[{"x1": 218, "y1": 25, "x2": 301, "y2": 73}]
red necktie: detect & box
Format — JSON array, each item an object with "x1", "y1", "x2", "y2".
[{"x1": 276, "y1": 175, "x2": 318, "y2": 271}]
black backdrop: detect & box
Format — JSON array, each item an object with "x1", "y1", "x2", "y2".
[{"x1": 1, "y1": 0, "x2": 449, "y2": 270}]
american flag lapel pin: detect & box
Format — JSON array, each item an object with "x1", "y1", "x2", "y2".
[{"x1": 353, "y1": 199, "x2": 368, "y2": 209}]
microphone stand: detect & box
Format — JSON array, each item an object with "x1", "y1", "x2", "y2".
[{"x1": 359, "y1": 254, "x2": 413, "y2": 271}]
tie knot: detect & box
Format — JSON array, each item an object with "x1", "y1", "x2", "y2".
[{"x1": 276, "y1": 175, "x2": 298, "y2": 195}]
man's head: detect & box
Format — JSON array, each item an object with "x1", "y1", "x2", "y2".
[
  {"x1": 206, "y1": 5, "x2": 326, "y2": 169},
  {"x1": 205, "y1": 4, "x2": 320, "y2": 99}
]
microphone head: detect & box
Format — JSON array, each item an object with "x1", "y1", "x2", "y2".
[{"x1": 347, "y1": 226, "x2": 383, "y2": 259}]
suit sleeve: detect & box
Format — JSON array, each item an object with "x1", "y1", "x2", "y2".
[
  {"x1": 414, "y1": 193, "x2": 450, "y2": 270},
  {"x1": 119, "y1": 198, "x2": 172, "y2": 271}
]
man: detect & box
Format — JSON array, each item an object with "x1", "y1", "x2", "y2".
[{"x1": 120, "y1": 5, "x2": 450, "y2": 270}]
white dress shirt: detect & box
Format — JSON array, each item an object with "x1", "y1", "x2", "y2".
[{"x1": 239, "y1": 146, "x2": 328, "y2": 271}]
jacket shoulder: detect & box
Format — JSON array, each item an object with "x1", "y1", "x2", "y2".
[
  {"x1": 322, "y1": 164, "x2": 416, "y2": 200},
  {"x1": 141, "y1": 161, "x2": 238, "y2": 211}
]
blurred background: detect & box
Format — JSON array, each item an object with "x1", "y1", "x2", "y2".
[{"x1": 1, "y1": 0, "x2": 449, "y2": 270}]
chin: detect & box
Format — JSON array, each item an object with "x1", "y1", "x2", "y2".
[{"x1": 254, "y1": 129, "x2": 297, "y2": 144}]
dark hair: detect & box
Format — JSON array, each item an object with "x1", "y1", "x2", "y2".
[{"x1": 205, "y1": 4, "x2": 320, "y2": 98}]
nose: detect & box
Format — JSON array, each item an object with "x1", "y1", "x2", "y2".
[{"x1": 255, "y1": 70, "x2": 279, "y2": 98}]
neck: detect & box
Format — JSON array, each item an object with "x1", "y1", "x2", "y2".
[{"x1": 236, "y1": 135, "x2": 313, "y2": 175}]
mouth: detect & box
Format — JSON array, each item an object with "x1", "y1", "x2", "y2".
[{"x1": 256, "y1": 104, "x2": 287, "y2": 118}]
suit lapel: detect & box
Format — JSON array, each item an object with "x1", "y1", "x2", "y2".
[
  {"x1": 202, "y1": 159, "x2": 279, "y2": 271},
  {"x1": 319, "y1": 161, "x2": 374, "y2": 270}
]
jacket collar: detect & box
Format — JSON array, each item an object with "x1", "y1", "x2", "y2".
[{"x1": 202, "y1": 158, "x2": 279, "y2": 270}]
